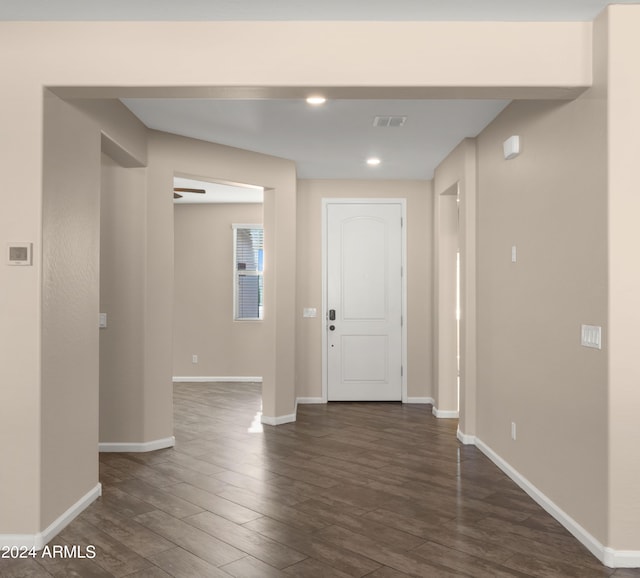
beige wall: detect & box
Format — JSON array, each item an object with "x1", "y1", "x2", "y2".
[
  {"x1": 433, "y1": 139, "x2": 478, "y2": 429},
  {"x1": 29, "y1": 22, "x2": 591, "y2": 98},
  {"x1": 2, "y1": 13, "x2": 640, "y2": 560},
  {"x1": 0, "y1": 85, "x2": 43, "y2": 536},
  {"x1": 296, "y1": 180, "x2": 433, "y2": 401},
  {"x1": 433, "y1": 183, "x2": 459, "y2": 413},
  {"x1": 41, "y1": 93, "x2": 101, "y2": 527},
  {"x1": 73, "y1": 99, "x2": 148, "y2": 167},
  {"x1": 173, "y1": 203, "x2": 265, "y2": 378},
  {"x1": 91, "y1": 100, "x2": 153, "y2": 447},
  {"x1": 606, "y1": 7, "x2": 640, "y2": 550},
  {"x1": 100, "y1": 155, "x2": 147, "y2": 443},
  {"x1": 0, "y1": 18, "x2": 592, "y2": 538},
  {"x1": 475, "y1": 95, "x2": 608, "y2": 542},
  {"x1": 147, "y1": 132, "x2": 297, "y2": 421}
]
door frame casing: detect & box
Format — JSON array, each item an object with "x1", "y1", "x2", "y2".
[{"x1": 321, "y1": 198, "x2": 407, "y2": 403}]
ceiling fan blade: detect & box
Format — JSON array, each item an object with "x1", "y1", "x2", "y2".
[
  {"x1": 173, "y1": 188, "x2": 206, "y2": 194},
  {"x1": 173, "y1": 192, "x2": 183, "y2": 199}
]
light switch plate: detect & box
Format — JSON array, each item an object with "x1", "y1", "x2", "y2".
[
  {"x1": 581, "y1": 324, "x2": 602, "y2": 349},
  {"x1": 303, "y1": 308, "x2": 317, "y2": 318},
  {"x1": 99, "y1": 313, "x2": 107, "y2": 328}
]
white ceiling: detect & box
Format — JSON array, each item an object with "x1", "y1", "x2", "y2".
[
  {"x1": 125, "y1": 98, "x2": 510, "y2": 180},
  {"x1": 9, "y1": 0, "x2": 626, "y2": 181},
  {"x1": 0, "y1": 0, "x2": 633, "y2": 21},
  {"x1": 173, "y1": 177, "x2": 263, "y2": 204}
]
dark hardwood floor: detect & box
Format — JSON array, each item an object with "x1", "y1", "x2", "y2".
[{"x1": 2, "y1": 382, "x2": 638, "y2": 577}]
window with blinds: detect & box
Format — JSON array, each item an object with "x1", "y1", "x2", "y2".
[{"x1": 233, "y1": 225, "x2": 264, "y2": 320}]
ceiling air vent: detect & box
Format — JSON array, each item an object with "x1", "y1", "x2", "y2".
[{"x1": 373, "y1": 115, "x2": 407, "y2": 128}]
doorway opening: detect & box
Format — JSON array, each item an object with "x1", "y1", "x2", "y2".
[
  {"x1": 435, "y1": 183, "x2": 460, "y2": 417},
  {"x1": 172, "y1": 176, "x2": 264, "y2": 384}
]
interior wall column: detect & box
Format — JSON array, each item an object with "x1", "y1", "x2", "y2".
[
  {"x1": 433, "y1": 138, "x2": 478, "y2": 434},
  {"x1": 0, "y1": 82, "x2": 43, "y2": 540},
  {"x1": 606, "y1": 4, "x2": 640, "y2": 554},
  {"x1": 458, "y1": 139, "x2": 478, "y2": 438}
]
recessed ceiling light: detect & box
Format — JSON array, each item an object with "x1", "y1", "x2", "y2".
[
  {"x1": 366, "y1": 157, "x2": 381, "y2": 166},
  {"x1": 306, "y1": 96, "x2": 326, "y2": 105}
]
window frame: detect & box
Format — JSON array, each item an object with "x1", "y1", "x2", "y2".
[{"x1": 232, "y1": 223, "x2": 264, "y2": 321}]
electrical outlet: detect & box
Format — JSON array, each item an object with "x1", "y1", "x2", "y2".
[
  {"x1": 511, "y1": 422, "x2": 517, "y2": 441},
  {"x1": 192, "y1": 354, "x2": 198, "y2": 364}
]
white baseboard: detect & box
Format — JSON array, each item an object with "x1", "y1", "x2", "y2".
[
  {"x1": 432, "y1": 406, "x2": 459, "y2": 419},
  {"x1": 475, "y1": 437, "x2": 640, "y2": 569},
  {"x1": 99, "y1": 436, "x2": 175, "y2": 453},
  {"x1": 406, "y1": 397, "x2": 435, "y2": 404},
  {"x1": 0, "y1": 483, "x2": 101, "y2": 550},
  {"x1": 296, "y1": 397, "x2": 324, "y2": 404},
  {"x1": 296, "y1": 397, "x2": 435, "y2": 405},
  {"x1": 261, "y1": 412, "x2": 296, "y2": 426},
  {"x1": 173, "y1": 376, "x2": 262, "y2": 383},
  {"x1": 456, "y1": 427, "x2": 476, "y2": 445},
  {"x1": 603, "y1": 548, "x2": 640, "y2": 568}
]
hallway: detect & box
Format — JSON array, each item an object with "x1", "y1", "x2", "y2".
[{"x1": 1, "y1": 382, "x2": 635, "y2": 577}]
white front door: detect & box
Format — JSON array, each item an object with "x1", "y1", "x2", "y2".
[{"x1": 326, "y1": 201, "x2": 403, "y2": 401}]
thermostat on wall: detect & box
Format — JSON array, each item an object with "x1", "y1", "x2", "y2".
[{"x1": 7, "y1": 243, "x2": 32, "y2": 266}]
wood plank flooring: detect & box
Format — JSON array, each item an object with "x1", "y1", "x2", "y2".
[{"x1": 2, "y1": 382, "x2": 638, "y2": 577}]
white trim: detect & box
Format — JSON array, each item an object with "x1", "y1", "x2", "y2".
[
  {"x1": 603, "y1": 548, "x2": 640, "y2": 569},
  {"x1": 321, "y1": 198, "x2": 329, "y2": 402},
  {"x1": 456, "y1": 427, "x2": 476, "y2": 445},
  {"x1": 322, "y1": 198, "x2": 407, "y2": 404},
  {"x1": 296, "y1": 397, "x2": 325, "y2": 404},
  {"x1": 261, "y1": 412, "x2": 296, "y2": 426},
  {"x1": 292, "y1": 395, "x2": 436, "y2": 405},
  {"x1": 400, "y1": 201, "x2": 408, "y2": 404},
  {"x1": 406, "y1": 397, "x2": 435, "y2": 404},
  {"x1": 432, "y1": 406, "x2": 459, "y2": 419},
  {"x1": 0, "y1": 484, "x2": 101, "y2": 550},
  {"x1": 173, "y1": 376, "x2": 262, "y2": 383},
  {"x1": 232, "y1": 223, "x2": 262, "y2": 230},
  {"x1": 474, "y1": 437, "x2": 640, "y2": 569},
  {"x1": 99, "y1": 436, "x2": 175, "y2": 453}
]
